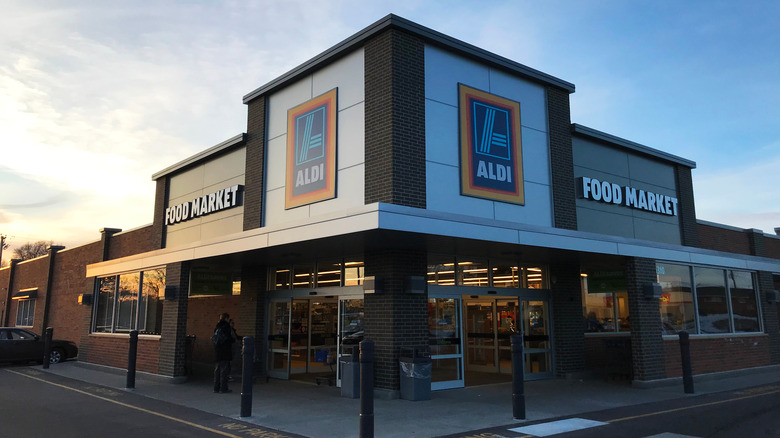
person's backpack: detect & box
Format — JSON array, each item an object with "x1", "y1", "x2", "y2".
[{"x1": 211, "y1": 327, "x2": 229, "y2": 346}]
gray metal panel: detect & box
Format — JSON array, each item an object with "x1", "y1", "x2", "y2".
[
  {"x1": 627, "y1": 154, "x2": 676, "y2": 190},
  {"x1": 572, "y1": 124, "x2": 696, "y2": 168},
  {"x1": 633, "y1": 217, "x2": 681, "y2": 245},
  {"x1": 576, "y1": 207, "x2": 635, "y2": 240},
  {"x1": 572, "y1": 137, "x2": 630, "y2": 178}
]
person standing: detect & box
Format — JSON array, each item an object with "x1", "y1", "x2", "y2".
[{"x1": 213, "y1": 312, "x2": 235, "y2": 393}]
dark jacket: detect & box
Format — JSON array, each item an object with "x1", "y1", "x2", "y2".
[{"x1": 214, "y1": 320, "x2": 234, "y2": 361}]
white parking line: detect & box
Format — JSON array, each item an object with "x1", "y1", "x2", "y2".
[{"x1": 508, "y1": 418, "x2": 608, "y2": 437}]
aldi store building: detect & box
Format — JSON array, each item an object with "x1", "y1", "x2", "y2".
[{"x1": 3, "y1": 15, "x2": 780, "y2": 395}]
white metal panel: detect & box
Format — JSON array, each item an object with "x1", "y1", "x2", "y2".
[
  {"x1": 425, "y1": 45, "x2": 490, "y2": 106},
  {"x1": 267, "y1": 77, "x2": 313, "y2": 140},
  {"x1": 425, "y1": 99, "x2": 459, "y2": 167},
  {"x1": 336, "y1": 102, "x2": 365, "y2": 170},
  {"x1": 521, "y1": 127, "x2": 551, "y2": 185},
  {"x1": 202, "y1": 147, "x2": 246, "y2": 188},
  {"x1": 165, "y1": 225, "x2": 202, "y2": 249},
  {"x1": 309, "y1": 164, "x2": 365, "y2": 217},
  {"x1": 313, "y1": 48, "x2": 364, "y2": 110},
  {"x1": 494, "y1": 182, "x2": 552, "y2": 227},
  {"x1": 265, "y1": 136, "x2": 287, "y2": 191},
  {"x1": 426, "y1": 161, "x2": 494, "y2": 220},
  {"x1": 488, "y1": 69, "x2": 548, "y2": 132},
  {"x1": 263, "y1": 186, "x2": 311, "y2": 227},
  {"x1": 200, "y1": 213, "x2": 245, "y2": 241},
  {"x1": 168, "y1": 165, "x2": 205, "y2": 200}
]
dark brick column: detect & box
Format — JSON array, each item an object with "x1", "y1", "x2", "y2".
[
  {"x1": 364, "y1": 28, "x2": 426, "y2": 208},
  {"x1": 547, "y1": 91, "x2": 576, "y2": 230},
  {"x1": 757, "y1": 271, "x2": 780, "y2": 364},
  {"x1": 675, "y1": 165, "x2": 699, "y2": 247},
  {"x1": 40, "y1": 245, "x2": 65, "y2": 331},
  {"x1": 239, "y1": 265, "x2": 267, "y2": 376},
  {"x1": 2, "y1": 259, "x2": 20, "y2": 327},
  {"x1": 363, "y1": 248, "x2": 428, "y2": 395},
  {"x1": 746, "y1": 229, "x2": 766, "y2": 257},
  {"x1": 244, "y1": 96, "x2": 266, "y2": 231},
  {"x1": 626, "y1": 257, "x2": 665, "y2": 381},
  {"x1": 152, "y1": 178, "x2": 167, "y2": 249},
  {"x1": 159, "y1": 261, "x2": 190, "y2": 377},
  {"x1": 550, "y1": 262, "x2": 585, "y2": 377}
]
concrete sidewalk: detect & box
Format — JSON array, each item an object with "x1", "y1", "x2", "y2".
[{"x1": 38, "y1": 361, "x2": 780, "y2": 438}]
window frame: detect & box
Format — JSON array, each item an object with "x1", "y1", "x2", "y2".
[
  {"x1": 15, "y1": 299, "x2": 36, "y2": 327},
  {"x1": 92, "y1": 267, "x2": 165, "y2": 335}
]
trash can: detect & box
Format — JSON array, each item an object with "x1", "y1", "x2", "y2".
[
  {"x1": 340, "y1": 350, "x2": 360, "y2": 398},
  {"x1": 399, "y1": 347, "x2": 431, "y2": 401}
]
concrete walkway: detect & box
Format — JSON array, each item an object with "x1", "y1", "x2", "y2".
[{"x1": 37, "y1": 361, "x2": 780, "y2": 438}]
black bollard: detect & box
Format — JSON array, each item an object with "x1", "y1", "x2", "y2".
[
  {"x1": 359, "y1": 339, "x2": 374, "y2": 438},
  {"x1": 42, "y1": 327, "x2": 53, "y2": 369},
  {"x1": 679, "y1": 331, "x2": 694, "y2": 394},
  {"x1": 126, "y1": 330, "x2": 138, "y2": 389},
  {"x1": 240, "y1": 336, "x2": 255, "y2": 418},
  {"x1": 511, "y1": 334, "x2": 526, "y2": 420}
]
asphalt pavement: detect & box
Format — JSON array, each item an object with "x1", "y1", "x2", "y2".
[{"x1": 24, "y1": 361, "x2": 780, "y2": 438}]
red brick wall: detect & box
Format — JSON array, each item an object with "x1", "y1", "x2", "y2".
[
  {"x1": 108, "y1": 225, "x2": 155, "y2": 260},
  {"x1": 186, "y1": 295, "x2": 242, "y2": 367},
  {"x1": 80, "y1": 334, "x2": 161, "y2": 373},
  {"x1": 0, "y1": 266, "x2": 9, "y2": 325},
  {"x1": 697, "y1": 223, "x2": 751, "y2": 255},
  {"x1": 49, "y1": 242, "x2": 102, "y2": 346},
  {"x1": 766, "y1": 237, "x2": 780, "y2": 260},
  {"x1": 663, "y1": 335, "x2": 770, "y2": 378},
  {"x1": 9, "y1": 257, "x2": 50, "y2": 333}
]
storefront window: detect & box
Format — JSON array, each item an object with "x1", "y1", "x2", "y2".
[
  {"x1": 292, "y1": 265, "x2": 314, "y2": 289},
  {"x1": 458, "y1": 260, "x2": 489, "y2": 287},
  {"x1": 93, "y1": 268, "x2": 165, "y2": 334},
  {"x1": 316, "y1": 260, "x2": 342, "y2": 288},
  {"x1": 728, "y1": 271, "x2": 759, "y2": 333},
  {"x1": 491, "y1": 263, "x2": 519, "y2": 288},
  {"x1": 696, "y1": 267, "x2": 729, "y2": 334},
  {"x1": 344, "y1": 260, "x2": 364, "y2": 286},
  {"x1": 427, "y1": 258, "x2": 456, "y2": 286},
  {"x1": 15, "y1": 299, "x2": 35, "y2": 327},
  {"x1": 657, "y1": 263, "x2": 695, "y2": 335},
  {"x1": 274, "y1": 268, "x2": 291, "y2": 290},
  {"x1": 524, "y1": 267, "x2": 545, "y2": 289},
  {"x1": 581, "y1": 273, "x2": 630, "y2": 333}
]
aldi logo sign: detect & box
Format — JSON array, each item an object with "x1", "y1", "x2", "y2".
[
  {"x1": 286, "y1": 88, "x2": 337, "y2": 209},
  {"x1": 459, "y1": 84, "x2": 524, "y2": 204}
]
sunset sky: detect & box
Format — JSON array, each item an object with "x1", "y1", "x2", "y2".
[{"x1": 1, "y1": 0, "x2": 778, "y2": 261}]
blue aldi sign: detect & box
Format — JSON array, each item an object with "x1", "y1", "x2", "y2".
[{"x1": 459, "y1": 84, "x2": 524, "y2": 204}]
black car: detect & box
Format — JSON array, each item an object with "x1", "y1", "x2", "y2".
[{"x1": 0, "y1": 328, "x2": 78, "y2": 364}]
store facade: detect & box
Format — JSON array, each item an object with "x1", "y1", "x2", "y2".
[{"x1": 2, "y1": 15, "x2": 780, "y2": 396}]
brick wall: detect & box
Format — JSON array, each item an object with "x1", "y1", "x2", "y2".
[
  {"x1": 186, "y1": 295, "x2": 242, "y2": 373},
  {"x1": 152, "y1": 178, "x2": 166, "y2": 249},
  {"x1": 364, "y1": 28, "x2": 426, "y2": 209},
  {"x1": 79, "y1": 335, "x2": 161, "y2": 374},
  {"x1": 548, "y1": 91, "x2": 576, "y2": 230},
  {"x1": 766, "y1": 237, "x2": 780, "y2": 259},
  {"x1": 243, "y1": 96, "x2": 266, "y2": 231},
  {"x1": 8, "y1": 256, "x2": 49, "y2": 334},
  {"x1": 757, "y1": 271, "x2": 780, "y2": 364},
  {"x1": 159, "y1": 261, "x2": 190, "y2": 377},
  {"x1": 626, "y1": 257, "x2": 665, "y2": 381},
  {"x1": 663, "y1": 335, "x2": 770, "y2": 377},
  {"x1": 697, "y1": 223, "x2": 752, "y2": 255},
  {"x1": 550, "y1": 262, "x2": 585, "y2": 376},
  {"x1": 364, "y1": 248, "x2": 428, "y2": 391},
  {"x1": 108, "y1": 225, "x2": 156, "y2": 260}
]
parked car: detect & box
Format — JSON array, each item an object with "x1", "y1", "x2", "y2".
[{"x1": 0, "y1": 328, "x2": 78, "y2": 364}]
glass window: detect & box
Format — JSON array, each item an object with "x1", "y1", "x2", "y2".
[
  {"x1": 343, "y1": 260, "x2": 364, "y2": 286},
  {"x1": 427, "y1": 257, "x2": 456, "y2": 286},
  {"x1": 657, "y1": 263, "x2": 695, "y2": 335},
  {"x1": 292, "y1": 265, "x2": 314, "y2": 289},
  {"x1": 428, "y1": 298, "x2": 461, "y2": 356},
  {"x1": 491, "y1": 263, "x2": 519, "y2": 288},
  {"x1": 273, "y1": 268, "x2": 291, "y2": 290},
  {"x1": 116, "y1": 273, "x2": 140, "y2": 331},
  {"x1": 139, "y1": 268, "x2": 165, "y2": 335},
  {"x1": 316, "y1": 260, "x2": 342, "y2": 288},
  {"x1": 15, "y1": 299, "x2": 35, "y2": 327},
  {"x1": 458, "y1": 260, "x2": 489, "y2": 287},
  {"x1": 94, "y1": 276, "x2": 116, "y2": 333},
  {"x1": 581, "y1": 272, "x2": 630, "y2": 333},
  {"x1": 524, "y1": 267, "x2": 545, "y2": 289},
  {"x1": 728, "y1": 270, "x2": 759, "y2": 333},
  {"x1": 695, "y1": 267, "x2": 730, "y2": 334}
]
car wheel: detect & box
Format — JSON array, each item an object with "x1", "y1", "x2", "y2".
[{"x1": 49, "y1": 348, "x2": 64, "y2": 364}]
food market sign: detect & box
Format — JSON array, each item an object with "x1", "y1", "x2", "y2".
[
  {"x1": 580, "y1": 177, "x2": 678, "y2": 216},
  {"x1": 166, "y1": 185, "x2": 243, "y2": 226}
]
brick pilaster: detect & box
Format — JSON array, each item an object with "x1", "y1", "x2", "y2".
[
  {"x1": 747, "y1": 229, "x2": 766, "y2": 257},
  {"x1": 364, "y1": 249, "x2": 428, "y2": 393},
  {"x1": 159, "y1": 261, "x2": 190, "y2": 377},
  {"x1": 675, "y1": 165, "x2": 699, "y2": 247},
  {"x1": 364, "y1": 28, "x2": 426, "y2": 208},
  {"x1": 757, "y1": 271, "x2": 780, "y2": 364},
  {"x1": 547, "y1": 92, "x2": 576, "y2": 229},
  {"x1": 152, "y1": 178, "x2": 167, "y2": 249},
  {"x1": 550, "y1": 262, "x2": 585, "y2": 376},
  {"x1": 239, "y1": 265, "x2": 267, "y2": 376},
  {"x1": 626, "y1": 257, "x2": 665, "y2": 381},
  {"x1": 2, "y1": 259, "x2": 20, "y2": 327},
  {"x1": 244, "y1": 96, "x2": 266, "y2": 231}
]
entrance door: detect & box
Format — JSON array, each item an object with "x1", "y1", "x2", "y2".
[
  {"x1": 267, "y1": 299, "x2": 291, "y2": 379},
  {"x1": 428, "y1": 297, "x2": 464, "y2": 390},
  {"x1": 337, "y1": 298, "x2": 364, "y2": 386},
  {"x1": 464, "y1": 296, "x2": 552, "y2": 381}
]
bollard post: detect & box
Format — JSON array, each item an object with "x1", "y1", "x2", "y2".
[
  {"x1": 240, "y1": 336, "x2": 255, "y2": 418},
  {"x1": 679, "y1": 331, "x2": 694, "y2": 394},
  {"x1": 42, "y1": 327, "x2": 53, "y2": 369},
  {"x1": 511, "y1": 334, "x2": 526, "y2": 420},
  {"x1": 359, "y1": 339, "x2": 374, "y2": 438},
  {"x1": 126, "y1": 330, "x2": 138, "y2": 389}
]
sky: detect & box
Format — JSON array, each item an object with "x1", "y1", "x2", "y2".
[{"x1": 1, "y1": 0, "x2": 779, "y2": 260}]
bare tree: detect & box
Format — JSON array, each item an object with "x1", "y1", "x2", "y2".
[{"x1": 12, "y1": 241, "x2": 59, "y2": 261}]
